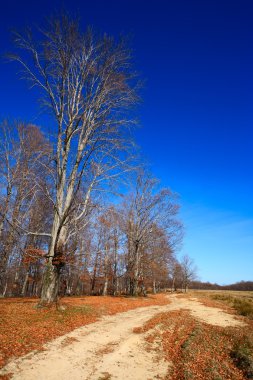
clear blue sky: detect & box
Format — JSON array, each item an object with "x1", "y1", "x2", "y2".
[{"x1": 0, "y1": 0, "x2": 252, "y2": 284}]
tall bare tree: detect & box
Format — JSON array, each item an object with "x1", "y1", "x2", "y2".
[
  {"x1": 142, "y1": 225, "x2": 175, "y2": 294},
  {"x1": 11, "y1": 15, "x2": 139, "y2": 304},
  {"x1": 180, "y1": 254, "x2": 197, "y2": 292},
  {"x1": 0, "y1": 121, "x2": 51, "y2": 296},
  {"x1": 122, "y1": 172, "x2": 182, "y2": 296}
]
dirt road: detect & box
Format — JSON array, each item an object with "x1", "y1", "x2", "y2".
[{"x1": 0, "y1": 295, "x2": 245, "y2": 380}]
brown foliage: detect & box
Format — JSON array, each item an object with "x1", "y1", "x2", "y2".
[
  {"x1": 23, "y1": 247, "x2": 46, "y2": 265},
  {"x1": 0, "y1": 294, "x2": 168, "y2": 369},
  {"x1": 134, "y1": 308, "x2": 252, "y2": 379}
]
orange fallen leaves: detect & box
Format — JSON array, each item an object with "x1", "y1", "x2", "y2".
[
  {"x1": 134, "y1": 308, "x2": 251, "y2": 380},
  {"x1": 0, "y1": 294, "x2": 169, "y2": 369}
]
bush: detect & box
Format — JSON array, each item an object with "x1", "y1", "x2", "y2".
[
  {"x1": 233, "y1": 299, "x2": 253, "y2": 318},
  {"x1": 231, "y1": 335, "x2": 253, "y2": 378},
  {"x1": 211, "y1": 294, "x2": 253, "y2": 319}
]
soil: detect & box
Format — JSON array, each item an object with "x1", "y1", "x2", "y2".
[{"x1": 0, "y1": 294, "x2": 245, "y2": 380}]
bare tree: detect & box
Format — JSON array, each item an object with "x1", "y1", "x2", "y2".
[
  {"x1": 180, "y1": 254, "x2": 197, "y2": 292},
  {"x1": 122, "y1": 172, "x2": 182, "y2": 296},
  {"x1": 142, "y1": 225, "x2": 175, "y2": 294},
  {"x1": 170, "y1": 260, "x2": 183, "y2": 292},
  {"x1": 11, "y1": 15, "x2": 139, "y2": 304},
  {"x1": 97, "y1": 207, "x2": 124, "y2": 296},
  {"x1": 0, "y1": 121, "x2": 51, "y2": 296}
]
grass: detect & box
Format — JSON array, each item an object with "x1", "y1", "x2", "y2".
[
  {"x1": 231, "y1": 333, "x2": 253, "y2": 378},
  {"x1": 134, "y1": 308, "x2": 253, "y2": 379},
  {"x1": 208, "y1": 293, "x2": 253, "y2": 319},
  {"x1": 188, "y1": 290, "x2": 253, "y2": 319},
  {"x1": 191, "y1": 290, "x2": 253, "y2": 299},
  {"x1": 233, "y1": 299, "x2": 253, "y2": 318},
  {"x1": 132, "y1": 291, "x2": 253, "y2": 379},
  {"x1": 191, "y1": 291, "x2": 253, "y2": 378}
]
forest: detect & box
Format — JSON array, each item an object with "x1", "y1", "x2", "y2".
[
  {"x1": 0, "y1": 16, "x2": 197, "y2": 303},
  {"x1": 191, "y1": 281, "x2": 253, "y2": 291}
]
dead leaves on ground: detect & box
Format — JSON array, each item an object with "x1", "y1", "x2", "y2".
[
  {"x1": 1, "y1": 294, "x2": 252, "y2": 379},
  {"x1": 134, "y1": 309, "x2": 252, "y2": 379},
  {"x1": 0, "y1": 294, "x2": 168, "y2": 369}
]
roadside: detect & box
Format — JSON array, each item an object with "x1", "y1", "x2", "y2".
[
  {"x1": 0, "y1": 294, "x2": 247, "y2": 380},
  {"x1": 0, "y1": 294, "x2": 169, "y2": 369}
]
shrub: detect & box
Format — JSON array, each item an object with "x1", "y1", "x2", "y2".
[
  {"x1": 211, "y1": 294, "x2": 253, "y2": 319},
  {"x1": 231, "y1": 335, "x2": 253, "y2": 378},
  {"x1": 233, "y1": 299, "x2": 253, "y2": 318}
]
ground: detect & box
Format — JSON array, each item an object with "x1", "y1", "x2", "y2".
[{"x1": 1, "y1": 292, "x2": 252, "y2": 379}]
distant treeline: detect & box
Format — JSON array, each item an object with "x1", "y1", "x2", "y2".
[{"x1": 190, "y1": 280, "x2": 253, "y2": 291}]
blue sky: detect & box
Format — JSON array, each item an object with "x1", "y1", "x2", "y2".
[{"x1": 0, "y1": 0, "x2": 252, "y2": 284}]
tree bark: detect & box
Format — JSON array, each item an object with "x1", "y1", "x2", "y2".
[
  {"x1": 21, "y1": 271, "x2": 29, "y2": 296},
  {"x1": 102, "y1": 276, "x2": 108, "y2": 296},
  {"x1": 132, "y1": 274, "x2": 139, "y2": 296},
  {"x1": 39, "y1": 262, "x2": 60, "y2": 305},
  {"x1": 38, "y1": 212, "x2": 63, "y2": 305},
  {"x1": 153, "y1": 279, "x2": 156, "y2": 294}
]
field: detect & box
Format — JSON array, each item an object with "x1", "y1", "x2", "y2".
[
  {"x1": 192, "y1": 289, "x2": 253, "y2": 319},
  {"x1": 0, "y1": 291, "x2": 253, "y2": 379},
  {"x1": 191, "y1": 289, "x2": 253, "y2": 300}
]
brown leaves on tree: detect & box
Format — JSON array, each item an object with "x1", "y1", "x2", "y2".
[{"x1": 22, "y1": 247, "x2": 46, "y2": 265}]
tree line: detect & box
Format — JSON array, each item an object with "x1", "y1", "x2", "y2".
[
  {"x1": 0, "y1": 15, "x2": 196, "y2": 304},
  {"x1": 190, "y1": 281, "x2": 253, "y2": 291}
]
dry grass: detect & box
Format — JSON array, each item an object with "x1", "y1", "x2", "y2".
[
  {"x1": 96, "y1": 342, "x2": 118, "y2": 356},
  {"x1": 191, "y1": 290, "x2": 253, "y2": 319},
  {"x1": 61, "y1": 336, "x2": 79, "y2": 347},
  {"x1": 97, "y1": 372, "x2": 112, "y2": 380},
  {"x1": 131, "y1": 291, "x2": 253, "y2": 379},
  {"x1": 191, "y1": 289, "x2": 253, "y2": 300},
  {"x1": 134, "y1": 308, "x2": 253, "y2": 379}
]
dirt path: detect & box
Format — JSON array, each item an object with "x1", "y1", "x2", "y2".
[{"x1": 0, "y1": 295, "x2": 245, "y2": 380}]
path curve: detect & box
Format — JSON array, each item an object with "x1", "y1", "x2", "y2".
[{"x1": 0, "y1": 295, "x2": 245, "y2": 380}]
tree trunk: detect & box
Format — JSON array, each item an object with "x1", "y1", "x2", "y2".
[
  {"x1": 39, "y1": 262, "x2": 60, "y2": 305},
  {"x1": 103, "y1": 246, "x2": 109, "y2": 296},
  {"x1": 129, "y1": 278, "x2": 134, "y2": 296},
  {"x1": 112, "y1": 234, "x2": 118, "y2": 296},
  {"x1": 103, "y1": 276, "x2": 108, "y2": 296},
  {"x1": 128, "y1": 243, "x2": 140, "y2": 296},
  {"x1": 0, "y1": 185, "x2": 12, "y2": 242},
  {"x1": 38, "y1": 213, "x2": 63, "y2": 305},
  {"x1": 113, "y1": 276, "x2": 119, "y2": 296},
  {"x1": 0, "y1": 282, "x2": 8, "y2": 298},
  {"x1": 153, "y1": 279, "x2": 156, "y2": 294},
  {"x1": 91, "y1": 251, "x2": 99, "y2": 295},
  {"x1": 132, "y1": 276, "x2": 138, "y2": 296},
  {"x1": 171, "y1": 276, "x2": 176, "y2": 292},
  {"x1": 21, "y1": 271, "x2": 29, "y2": 296}
]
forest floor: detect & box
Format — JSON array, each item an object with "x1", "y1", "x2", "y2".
[{"x1": 1, "y1": 292, "x2": 252, "y2": 379}]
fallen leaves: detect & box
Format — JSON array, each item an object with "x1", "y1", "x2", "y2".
[
  {"x1": 61, "y1": 336, "x2": 79, "y2": 347},
  {"x1": 134, "y1": 308, "x2": 252, "y2": 380},
  {"x1": 0, "y1": 294, "x2": 169, "y2": 369}
]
